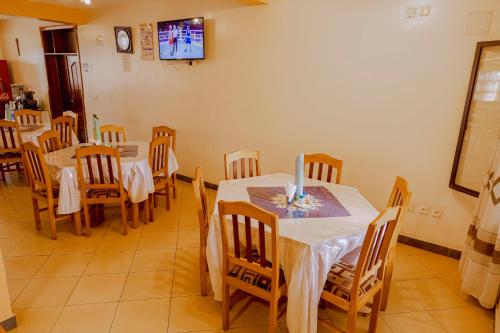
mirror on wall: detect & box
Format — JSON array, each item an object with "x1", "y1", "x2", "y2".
[{"x1": 450, "y1": 40, "x2": 500, "y2": 197}]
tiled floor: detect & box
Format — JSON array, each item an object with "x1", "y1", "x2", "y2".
[{"x1": 0, "y1": 174, "x2": 494, "y2": 333}]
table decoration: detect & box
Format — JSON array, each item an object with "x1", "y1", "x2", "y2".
[
  {"x1": 295, "y1": 152, "x2": 304, "y2": 199},
  {"x1": 92, "y1": 113, "x2": 101, "y2": 144}
]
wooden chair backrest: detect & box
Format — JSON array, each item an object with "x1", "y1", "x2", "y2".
[
  {"x1": 148, "y1": 136, "x2": 169, "y2": 178},
  {"x1": 0, "y1": 120, "x2": 20, "y2": 153},
  {"x1": 14, "y1": 109, "x2": 42, "y2": 125},
  {"x1": 22, "y1": 142, "x2": 53, "y2": 196},
  {"x1": 351, "y1": 207, "x2": 401, "y2": 301},
  {"x1": 192, "y1": 167, "x2": 209, "y2": 244},
  {"x1": 63, "y1": 110, "x2": 79, "y2": 135},
  {"x1": 51, "y1": 116, "x2": 74, "y2": 148},
  {"x1": 75, "y1": 145, "x2": 125, "y2": 194},
  {"x1": 224, "y1": 149, "x2": 261, "y2": 180},
  {"x1": 152, "y1": 126, "x2": 176, "y2": 153},
  {"x1": 100, "y1": 125, "x2": 126, "y2": 143},
  {"x1": 37, "y1": 130, "x2": 62, "y2": 154},
  {"x1": 304, "y1": 153, "x2": 343, "y2": 184},
  {"x1": 387, "y1": 176, "x2": 412, "y2": 248},
  {"x1": 218, "y1": 201, "x2": 279, "y2": 288}
]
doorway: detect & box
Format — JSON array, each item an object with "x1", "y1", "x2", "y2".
[{"x1": 40, "y1": 25, "x2": 87, "y2": 142}]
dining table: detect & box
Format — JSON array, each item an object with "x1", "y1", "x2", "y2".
[
  {"x1": 43, "y1": 140, "x2": 179, "y2": 227},
  {"x1": 206, "y1": 173, "x2": 379, "y2": 333},
  {"x1": 17, "y1": 122, "x2": 79, "y2": 147}
]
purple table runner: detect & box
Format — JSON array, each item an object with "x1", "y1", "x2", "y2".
[{"x1": 247, "y1": 186, "x2": 350, "y2": 219}]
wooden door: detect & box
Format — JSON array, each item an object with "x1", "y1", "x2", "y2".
[{"x1": 66, "y1": 55, "x2": 85, "y2": 140}]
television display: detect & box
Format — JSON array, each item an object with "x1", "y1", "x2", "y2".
[{"x1": 157, "y1": 17, "x2": 205, "y2": 60}]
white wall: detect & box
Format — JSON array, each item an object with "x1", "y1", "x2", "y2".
[{"x1": 0, "y1": 17, "x2": 52, "y2": 109}]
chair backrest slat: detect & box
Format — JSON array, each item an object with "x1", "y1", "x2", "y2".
[
  {"x1": 22, "y1": 142, "x2": 54, "y2": 196},
  {"x1": 224, "y1": 149, "x2": 261, "y2": 180},
  {"x1": 304, "y1": 153, "x2": 343, "y2": 184},
  {"x1": 192, "y1": 167, "x2": 210, "y2": 248},
  {"x1": 0, "y1": 120, "x2": 19, "y2": 151},
  {"x1": 14, "y1": 109, "x2": 42, "y2": 126},
  {"x1": 37, "y1": 130, "x2": 62, "y2": 154},
  {"x1": 244, "y1": 216, "x2": 252, "y2": 261},
  {"x1": 100, "y1": 124, "x2": 126, "y2": 144},
  {"x1": 148, "y1": 136, "x2": 169, "y2": 178},
  {"x1": 232, "y1": 214, "x2": 241, "y2": 258},
  {"x1": 152, "y1": 126, "x2": 176, "y2": 154},
  {"x1": 76, "y1": 146, "x2": 124, "y2": 190},
  {"x1": 51, "y1": 116, "x2": 74, "y2": 148}
]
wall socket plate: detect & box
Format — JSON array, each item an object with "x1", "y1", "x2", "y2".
[
  {"x1": 430, "y1": 208, "x2": 443, "y2": 218},
  {"x1": 406, "y1": 7, "x2": 417, "y2": 19},
  {"x1": 416, "y1": 205, "x2": 428, "y2": 215}
]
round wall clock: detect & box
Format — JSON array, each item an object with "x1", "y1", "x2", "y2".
[{"x1": 114, "y1": 26, "x2": 133, "y2": 53}]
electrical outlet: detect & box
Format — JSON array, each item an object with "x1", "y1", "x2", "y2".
[
  {"x1": 416, "y1": 205, "x2": 428, "y2": 215},
  {"x1": 406, "y1": 7, "x2": 417, "y2": 19},
  {"x1": 430, "y1": 208, "x2": 442, "y2": 218},
  {"x1": 407, "y1": 204, "x2": 415, "y2": 212},
  {"x1": 420, "y1": 6, "x2": 431, "y2": 16}
]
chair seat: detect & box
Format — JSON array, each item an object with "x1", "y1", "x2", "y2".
[
  {"x1": 87, "y1": 188, "x2": 122, "y2": 199},
  {"x1": 228, "y1": 251, "x2": 286, "y2": 292},
  {"x1": 0, "y1": 152, "x2": 22, "y2": 159},
  {"x1": 324, "y1": 261, "x2": 380, "y2": 302},
  {"x1": 35, "y1": 186, "x2": 60, "y2": 199}
]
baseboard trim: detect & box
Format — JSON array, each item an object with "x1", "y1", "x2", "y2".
[
  {"x1": 398, "y1": 235, "x2": 462, "y2": 260},
  {"x1": 175, "y1": 176, "x2": 461, "y2": 260},
  {"x1": 1, "y1": 314, "x2": 17, "y2": 331}
]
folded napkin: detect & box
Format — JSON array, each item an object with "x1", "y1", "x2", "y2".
[{"x1": 285, "y1": 182, "x2": 297, "y2": 203}]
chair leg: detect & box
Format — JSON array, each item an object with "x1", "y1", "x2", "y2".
[
  {"x1": 32, "y1": 198, "x2": 41, "y2": 230},
  {"x1": 165, "y1": 184, "x2": 171, "y2": 211},
  {"x1": 83, "y1": 204, "x2": 91, "y2": 237},
  {"x1": 268, "y1": 298, "x2": 279, "y2": 333},
  {"x1": 154, "y1": 192, "x2": 158, "y2": 208},
  {"x1": 346, "y1": 306, "x2": 357, "y2": 333},
  {"x1": 144, "y1": 198, "x2": 150, "y2": 224},
  {"x1": 73, "y1": 210, "x2": 82, "y2": 236},
  {"x1": 120, "y1": 201, "x2": 128, "y2": 236},
  {"x1": 369, "y1": 290, "x2": 383, "y2": 333},
  {"x1": 0, "y1": 163, "x2": 5, "y2": 182},
  {"x1": 149, "y1": 194, "x2": 154, "y2": 222},
  {"x1": 47, "y1": 204, "x2": 57, "y2": 240},
  {"x1": 172, "y1": 175, "x2": 177, "y2": 199},
  {"x1": 222, "y1": 282, "x2": 230, "y2": 330},
  {"x1": 381, "y1": 255, "x2": 394, "y2": 311},
  {"x1": 200, "y1": 249, "x2": 208, "y2": 296}
]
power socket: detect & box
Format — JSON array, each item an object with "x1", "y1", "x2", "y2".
[
  {"x1": 430, "y1": 208, "x2": 443, "y2": 218},
  {"x1": 416, "y1": 205, "x2": 428, "y2": 215}
]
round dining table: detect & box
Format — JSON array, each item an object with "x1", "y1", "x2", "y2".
[
  {"x1": 206, "y1": 173, "x2": 379, "y2": 333},
  {"x1": 43, "y1": 140, "x2": 179, "y2": 227}
]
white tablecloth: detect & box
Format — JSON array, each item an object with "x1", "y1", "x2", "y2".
[
  {"x1": 43, "y1": 141, "x2": 179, "y2": 215},
  {"x1": 206, "y1": 173, "x2": 379, "y2": 333},
  {"x1": 17, "y1": 123, "x2": 79, "y2": 147}
]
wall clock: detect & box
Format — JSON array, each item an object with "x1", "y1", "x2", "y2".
[{"x1": 114, "y1": 26, "x2": 133, "y2": 53}]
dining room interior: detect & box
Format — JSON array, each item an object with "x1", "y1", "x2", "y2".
[{"x1": 0, "y1": 0, "x2": 498, "y2": 332}]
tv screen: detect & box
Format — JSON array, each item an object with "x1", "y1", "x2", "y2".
[{"x1": 157, "y1": 17, "x2": 205, "y2": 60}]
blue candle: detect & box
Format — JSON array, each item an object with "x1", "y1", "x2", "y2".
[{"x1": 295, "y1": 152, "x2": 304, "y2": 200}]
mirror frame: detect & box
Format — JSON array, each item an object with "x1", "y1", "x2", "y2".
[{"x1": 450, "y1": 40, "x2": 500, "y2": 197}]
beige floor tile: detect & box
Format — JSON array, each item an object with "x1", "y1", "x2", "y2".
[
  {"x1": 35, "y1": 253, "x2": 92, "y2": 278},
  {"x1": 53, "y1": 234, "x2": 102, "y2": 254},
  {"x1": 110, "y1": 298, "x2": 171, "y2": 333},
  {"x1": 4, "y1": 256, "x2": 48, "y2": 279},
  {"x1": 393, "y1": 255, "x2": 435, "y2": 280},
  {"x1": 121, "y1": 270, "x2": 173, "y2": 301},
  {"x1": 13, "y1": 306, "x2": 63, "y2": 333},
  {"x1": 52, "y1": 302, "x2": 118, "y2": 333},
  {"x1": 383, "y1": 311, "x2": 446, "y2": 333},
  {"x1": 10, "y1": 236, "x2": 60, "y2": 256},
  {"x1": 168, "y1": 295, "x2": 222, "y2": 332},
  {"x1": 84, "y1": 251, "x2": 134, "y2": 275},
  {"x1": 228, "y1": 299, "x2": 270, "y2": 328},
  {"x1": 137, "y1": 231, "x2": 178, "y2": 250},
  {"x1": 383, "y1": 281, "x2": 425, "y2": 313},
  {"x1": 142, "y1": 217, "x2": 178, "y2": 233},
  {"x1": 429, "y1": 307, "x2": 493, "y2": 333},
  {"x1": 327, "y1": 314, "x2": 392, "y2": 333},
  {"x1": 96, "y1": 234, "x2": 140, "y2": 253},
  {"x1": 175, "y1": 247, "x2": 199, "y2": 271},
  {"x1": 177, "y1": 229, "x2": 200, "y2": 248},
  {"x1": 0, "y1": 223, "x2": 32, "y2": 238},
  {"x1": 439, "y1": 277, "x2": 480, "y2": 305},
  {"x1": 0, "y1": 237, "x2": 24, "y2": 256},
  {"x1": 172, "y1": 269, "x2": 212, "y2": 297},
  {"x1": 131, "y1": 249, "x2": 176, "y2": 272},
  {"x1": 400, "y1": 278, "x2": 469, "y2": 310},
  {"x1": 395, "y1": 243, "x2": 432, "y2": 256},
  {"x1": 412, "y1": 253, "x2": 460, "y2": 278},
  {"x1": 67, "y1": 273, "x2": 127, "y2": 305},
  {"x1": 13, "y1": 277, "x2": 79, "y2": 308},
  {"x1": 106, "y1": 220, "x2": 144, "y2": 235},
  {"x1": 7, "y1": 279, "x2": 30, "y2": 302}
]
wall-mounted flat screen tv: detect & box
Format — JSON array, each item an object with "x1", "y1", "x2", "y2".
[{"x1": 157, "y1": 17, "x2": 205, "y2": 60}]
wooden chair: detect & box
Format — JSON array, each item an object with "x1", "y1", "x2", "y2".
[
  {"x1": 23, "y1": 142, "x2": 81, "y2": 240},
  {"x1": 218, "y1": 200, "x2": 287, "y2": 333},
  {"x1": 37, "y1": 130, "x2": 63, "y2": 154},
  {"x1": 100, "y1": 124, "x2": 126, "y2": 143},
  {"x1": 75, "y1": 145, "x2": 128, "y2": 236},
  {"x1": 304, "y1": 153, "x2": 343, "y2": 184},
  {"x1": 152, "y1": 125, "x2": 178, "y2": 199},
  {"x1": 380, "y1": 176, "x2": 412, "y2": 310},
  {"x1": 148, "y1": 136, "x2": 174, "y2": 214},
  {"x1": 224, "y1": 149, "x2": 261, "y2": 180},
  {"x1": 319, "y1": 207, "x2": 402, "y2": 333},
  {"x1": 0, "y1": 120, "x2": 24, "y2": 182},
  {"x1": 51, "y1": 116, "x2": 74, "y2": 148},
  {"x1": 14, "y1": 109, "x2": 43, "y2": 125},
  {"x1": 63, "y1": 110, "x2": 79, "y2": 137},
  {"x1": 192, "y1": 166, "x2": 210, "y2": 296}
]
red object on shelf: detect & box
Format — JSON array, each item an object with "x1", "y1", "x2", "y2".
[{"x1": 0, "y1": 60, "x2": 12, "y2": 100}]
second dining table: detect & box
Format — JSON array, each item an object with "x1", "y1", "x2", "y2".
[
  {"x1": 206, "y1": 173, "x2": 379, "y2": 333},
  {"x1": 43, "y1": 140, "x2": 179, "y2": 227}
]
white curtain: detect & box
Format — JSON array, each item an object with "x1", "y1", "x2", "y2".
[{"x1": 459, "y1": 137, "x2": 500, "y2": 309}]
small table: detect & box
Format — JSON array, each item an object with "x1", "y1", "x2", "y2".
[
  {"x1": 206, "y1": 173, "x2": 379, "y2": 333},
  {"x1": 43, "y1": 141, "x2": 179, "y2": 227}
]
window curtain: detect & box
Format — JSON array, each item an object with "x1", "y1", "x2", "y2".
[{"x1": 459, "y1": 136, "x2": 500, "y2": 309}]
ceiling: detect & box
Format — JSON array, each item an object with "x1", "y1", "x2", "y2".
[{"x1": 30, "y1": 0, "x2": 122, "y2": 9}]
